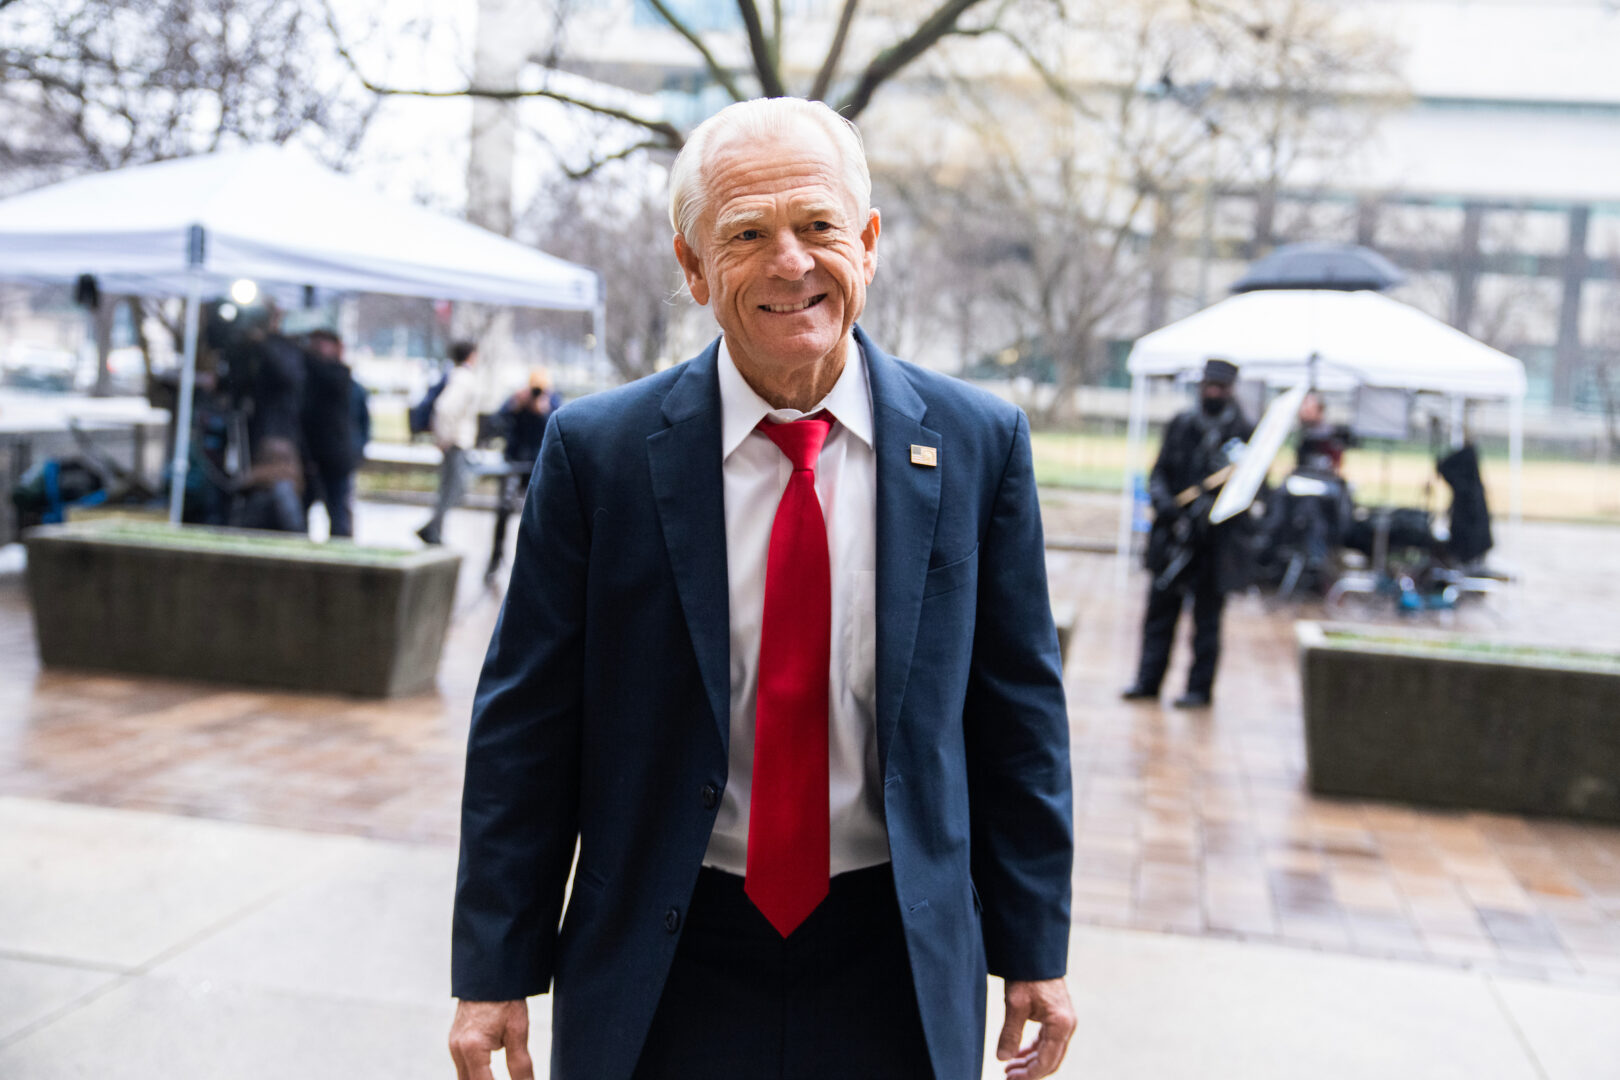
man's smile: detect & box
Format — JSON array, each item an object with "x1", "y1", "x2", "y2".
[{"x1": 759, "y1": 295, "x2": 827, "y2": 314}]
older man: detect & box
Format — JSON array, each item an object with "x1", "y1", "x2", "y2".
[{"x1": 449, "y1": 98, "x2": 1074, "y2": 1080}]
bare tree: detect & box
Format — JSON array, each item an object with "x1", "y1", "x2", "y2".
[
  {"x1": 1188, "y1": 0, "x2": 1401, "y2": 254},
  {"x1": 1, "y1": 0, "x2": 375, "y2": 390},
  {"x1": 890, "y1": 99, "x2": 1179, "y2": 421},
  {"x1": 323, "y1": 0, "x2": 1017, "y2": 166},
  {"x1": 866, "y1": 0, "x2": 1401, "y2": 417},
  {"x1": 0, "y1": 0, "x2": 375, "y2": 188},
  {"x1": 1375, "y1": 204, "x2": 1564, "y2": 362},
  {"x1": 518, "y1": 162, "x2": 696, "y2": 382}
]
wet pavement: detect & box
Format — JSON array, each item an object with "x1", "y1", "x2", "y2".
[{"x1": 0, "y1": 494, "x2": 1617, "y2": 1002}]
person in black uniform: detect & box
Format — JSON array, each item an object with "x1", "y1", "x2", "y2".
[
  {"x1": 229, "y1": 309, "x2": 308, "y2": 533},
  {"x1": 299, "y1": 329, "x2": 360, "y2": 539},
  {"x1": 1123, "y1": 358, "x2": 1254, "y2": 709}
]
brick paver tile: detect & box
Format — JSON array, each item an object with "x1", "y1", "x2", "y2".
[{"x1": 6, "y1": 516, "x2": 1620, "y2": 992}]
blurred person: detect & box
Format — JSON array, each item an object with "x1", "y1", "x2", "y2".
[
  {"x1": 416, "y1": 340, "x2": 480, "y2": 546},
  {"x1": 1286, "y1": 390, "x2": 1357, "y2": 583},
  {"x1": 230, "y1": 304, "x2": 306, "y2": 532},
  {"x1": 1295, "y1": 390, "x2": 1355, "y2": 476},
  {"x1": 1122, "y1": 358, "x2": 1254, "y2": 708},
  {"x1": 486, "y1": 367, "x2": 560, "y2": 581},
  {"x1": 350, "y1": 367, "x2": 372, "y2": 475},
  {"x1": 299, "y1": 329, "x2": 359, "y2": 539},
  {"x1": 163, "y1": 321, "x2": 234, "y2": 525},
  {"x1": 449, "y1": 98, "x2": 1074, "y2": 1080}
]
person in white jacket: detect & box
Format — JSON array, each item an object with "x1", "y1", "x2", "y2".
[{"x1": 417, "y1": 341, "x2": 481, "y2": 545}]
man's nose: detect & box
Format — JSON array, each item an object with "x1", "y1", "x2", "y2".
[{"x1": 766, "y1": 232, "x2": 814, "y2": 279}]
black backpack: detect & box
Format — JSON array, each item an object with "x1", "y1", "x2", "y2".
[{"x1": 408, "y1": 372, "x2": 449, "y2": 436}]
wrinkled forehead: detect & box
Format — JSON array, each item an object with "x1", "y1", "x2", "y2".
[{"x1": 701, "y1": 121, "x2": 855, "y2": 214}]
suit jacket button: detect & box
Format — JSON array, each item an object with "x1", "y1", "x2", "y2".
[
  {"x1": 701, "y1": 783, "x2": 719, "y2": 809},
  {"x1": 664, "y1": 907, "x2": 681, "y2": 933}
]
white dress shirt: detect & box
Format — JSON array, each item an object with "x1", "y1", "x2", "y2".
[{"x1": 702, "y1": 336, "x2": 889, "y2": 878}]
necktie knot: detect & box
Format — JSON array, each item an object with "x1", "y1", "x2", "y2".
[{"x1": 760, "y1": 415, "x2": 832, "y2": 473}]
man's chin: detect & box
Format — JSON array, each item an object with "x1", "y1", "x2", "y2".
[{"x1": 736, "y1": 323, "x2": 845, "y2": 364}]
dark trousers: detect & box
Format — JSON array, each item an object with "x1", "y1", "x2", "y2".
[
  {"x1": 1134, "y1": 550, "x2": 1225, "y2": 696},
  {"x1": 237, "y1": 479, "x2": 305, "y2": 533},
  {"x1": 632, "y1": 865, "x2": 934, "y2": 1080},
  {"x1": 487, "y1": 462, "x2": 532, "y2": 576},
  {"x1": 303, "y1": 459, "x2": 355, "y2": 538}
]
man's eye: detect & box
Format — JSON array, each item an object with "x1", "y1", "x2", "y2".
[
  {"x1": 737, "y1": 229, "x2": 762, "y2": 241},
  {"x1": 810, "y1": 221, "x2": 833, "y2": 232}
]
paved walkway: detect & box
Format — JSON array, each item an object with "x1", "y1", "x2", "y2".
[
  {"x1": 2, "y1": 496, "x2": 1619, "y2": 1076},
  {"x1": 2, "y1": 795, "x2": 1616, "y2": 1079},
  {"x1": 1046, "y1": 502, "x2": 1620, "y2": 991}
]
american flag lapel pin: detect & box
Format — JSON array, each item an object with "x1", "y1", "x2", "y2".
[{"x1": 910, "y1": 444, "x2": 938, "y2": 467}]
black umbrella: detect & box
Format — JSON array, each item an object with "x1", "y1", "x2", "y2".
[{"x1": 1231, "y1": 242, "x2": 1405, "y2": 294}]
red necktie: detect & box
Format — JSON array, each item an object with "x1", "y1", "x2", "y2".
[{"x1": 746, "y1": 415, "x2": 833, "y2": 937}]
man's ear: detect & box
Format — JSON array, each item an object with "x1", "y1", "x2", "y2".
[
  {"x1": 861, "y1": 208, "x2": 881, "y2": 286},
  {"x1": 673, "y1": 233, "x2": 710, "y2": 306}
]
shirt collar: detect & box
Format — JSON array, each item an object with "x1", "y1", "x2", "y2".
[{"x1": 717, "y1": 335, "x2": 874, "y2": 460}]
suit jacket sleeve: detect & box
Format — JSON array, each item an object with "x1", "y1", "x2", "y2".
[
  {"x1": 452, "y1": 413, "x2": 588, "y2": 1000},
  {"x1": 963, "y1": 410, "x2": 1074, "y2": 982}
]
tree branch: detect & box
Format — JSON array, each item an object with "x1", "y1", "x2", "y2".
[
  {"x1": 319, "y1": 0, "x2": 683, "y2": 148},
  {"x1": 561, "y1": 139, "x2": 669, "y2": 180},
  {"x1": 835, "y1": 0, "x2": 995, "y2": 119},
  {"x1": 993, "y1": 27, "x2": 1102, "y2": 122},
  {"x1": 771, "y1": 0, "x2": 783, "y2": 77},
  {"x1": 809, "y1": 0, "x2": 860, "y2": 102},
  {"x1": 1185, "y1": 0, "x2": 1273, "y2": 41},
  {"x1": 641, "y1": 0, "x2": 746, "y2": 102},
  {"x1": 393, "y1": 81, "x2": 685, "y2": 147},
  {"x1": 736, "y1": 0, "x2": 785, "y2": 97}
]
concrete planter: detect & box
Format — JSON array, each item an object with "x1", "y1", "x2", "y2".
[
  {"x1": 26, "y1": 521, "x2": 460, "y2": 697},
  {"x1": 1298, "y1": 622, "x2": 1620, "y2": 823}
]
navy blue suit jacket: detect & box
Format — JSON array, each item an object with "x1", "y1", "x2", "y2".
[{"x1": 452, "y1": 328, "x2": 1073, "y2": 1080}]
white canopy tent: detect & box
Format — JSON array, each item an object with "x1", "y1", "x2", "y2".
[
  {"x1": 1115, "y1": 288, "x2": 1528, "y2": 578},
  {"x1": 0, "y1": 144, "x2": 604, "y2": 521}
]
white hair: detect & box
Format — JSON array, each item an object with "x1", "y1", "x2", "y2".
[{"x1": 668, "y1": 97, "x2": 872, "y2": 248}]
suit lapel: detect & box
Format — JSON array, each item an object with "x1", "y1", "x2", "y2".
[
  {"x1": 860, "y1": 327, "x2": 942, "y2": 767},
  {"x1": 647, "y1": 342, "x2": 732, "y2": 753}
]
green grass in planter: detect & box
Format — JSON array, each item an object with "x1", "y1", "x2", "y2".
[
  {"x1": 63, "y1": 520, "x2": 418, "y2": 564},
  {"x1": 1321, "y1": 629, "x2": 1620, "y2": 672}
]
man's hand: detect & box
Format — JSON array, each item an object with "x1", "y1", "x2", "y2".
[
  {"x1": 996, "y1": 978, "x2": 1076, "y2": 1079},
  {"x1": 449, "y1": 999, "x2": 533, "y2": 1080}
]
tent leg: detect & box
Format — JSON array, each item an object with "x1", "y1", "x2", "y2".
[
  {"x1": 1508, "y1": 394, "x2": 1523, "y2": 596},
  {"x1": 167, "y1": 282, "x2": 202, "y2": 525},
  {"x1": 1115, "y1": 373, "x2": 1147, "y2": 589}
]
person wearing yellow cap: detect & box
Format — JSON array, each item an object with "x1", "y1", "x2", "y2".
[{"x1": 486, "y1": 367, "x2": 561, "y2": 580}]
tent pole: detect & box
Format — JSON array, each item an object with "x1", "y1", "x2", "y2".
[
  {"x1": 1508, "y1": 393, "x2": 1523, "y2": 578},
  {"x1": 1115, "y1": 372, "x2": 1148, "y2": 589},
  {"x1": 167, "y1": 276, "x2": 203, "y2": 525}
]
